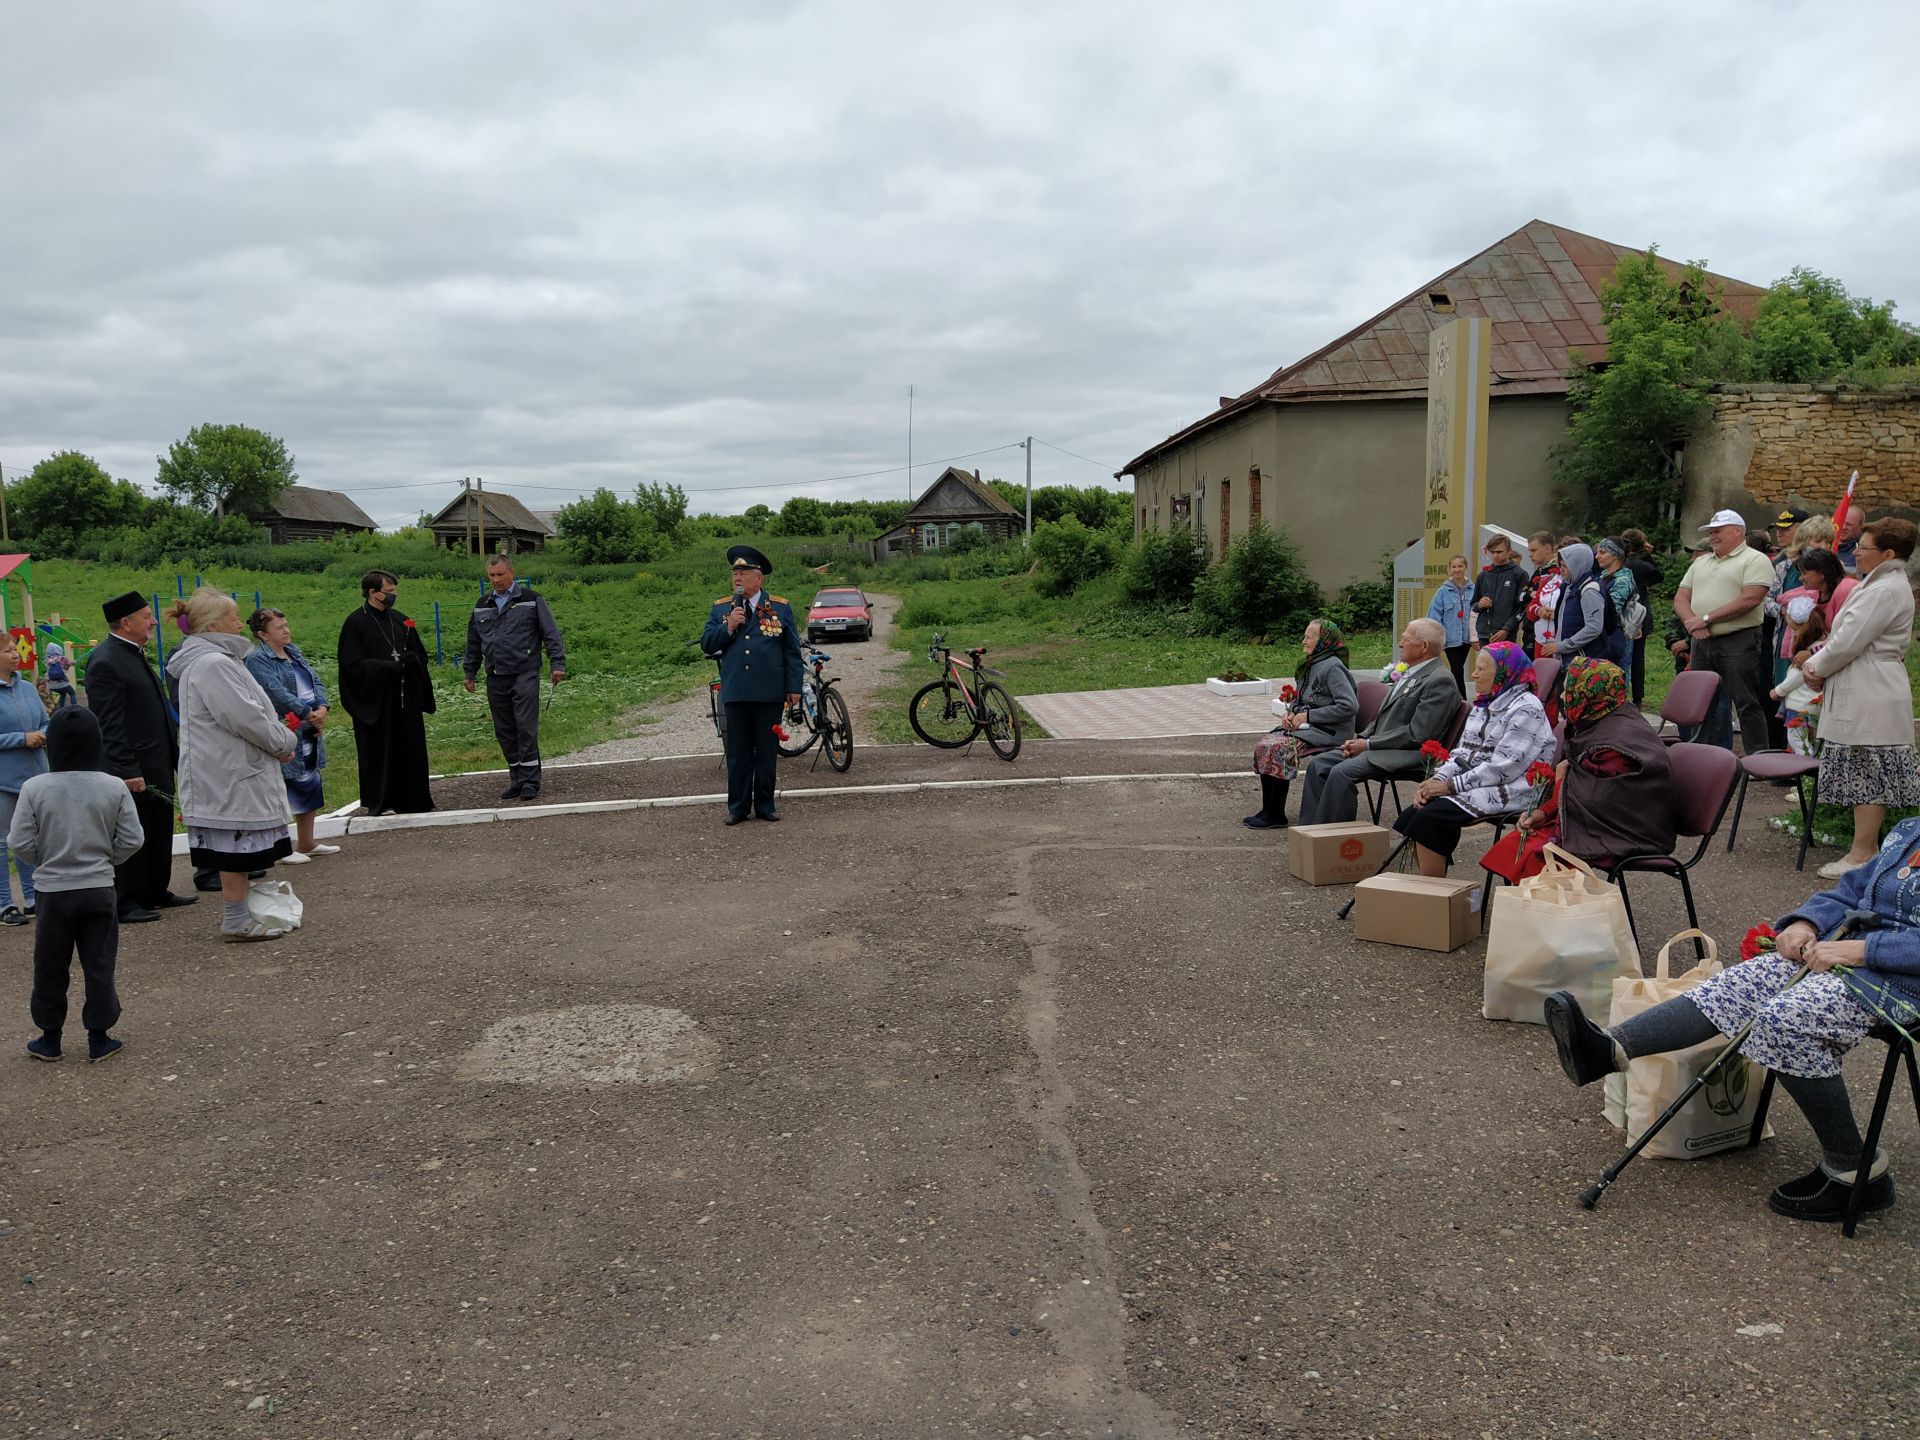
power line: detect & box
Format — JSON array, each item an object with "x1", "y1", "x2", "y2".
[{"x1": 1032, "y1": 437, "x2": 1121, "y2": 475}]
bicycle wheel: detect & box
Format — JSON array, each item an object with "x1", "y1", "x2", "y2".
[
  {"x1": 979, "y1": 682, "x2": 1022, "y2": 762},
  {"x1": 775, "y1": 702, "x2": 818, "y2": 757},
  {"x1": 909, "y1": 679, "x2": 979, "y2": 748},
  {"x1": 819, "y1": 684, "x2": 853, "y2": 772}
]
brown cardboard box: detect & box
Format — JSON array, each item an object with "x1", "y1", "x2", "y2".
[
  {"x1": 1352, "y1": 874, "x2": 1480, "y2": 952},
  {"x1": 1287, "y1": 822, "x2": 1394, "y2": 886}
]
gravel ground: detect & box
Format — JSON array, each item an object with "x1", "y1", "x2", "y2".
[
  {"x1": 7, "y1": 756, "x2": 1914, "y2": 1438},
  {"x1": 558, "y1": 592, "x2": 904, "y2": 766}
]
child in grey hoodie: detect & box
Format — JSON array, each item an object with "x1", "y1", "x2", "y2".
[{"x1": 11, "y1": 707, "x2": 144, "y2": 1062}]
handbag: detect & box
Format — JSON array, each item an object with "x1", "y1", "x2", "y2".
[
  {"x1": 1606, "y1": 928, "x2": 1773, "y2": 1157},
  {"x1": 246, "y1": 878, "x2": 304, "y2": 932},
  {"x1": 1482, "y1": 843, "x2": 1636, "y2": 1024}
]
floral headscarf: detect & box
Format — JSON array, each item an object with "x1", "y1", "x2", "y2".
[
  {"x1": 1475, "y1": 641, "x2": 1536, "y2": 708},
  {"x1": 1301, "y1": 617, "x2": 1349, "y2": 676},
  {"x1": 1561, "y1": 656, "x2": 1628, "y2": 727}
]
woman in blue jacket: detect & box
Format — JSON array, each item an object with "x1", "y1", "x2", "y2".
[
  {"x1": 1426, "y1": 554, "x2": 1476, "y2": 695},
  {"x1": 0, "y1": 638, "x2": 50, "y2": 924},
  {"x1": 1543, "y1": 816, "x2": 1920, "y2": 1224},
  {"x1": 244, "y1": 609, "x2": 340, "y2": 864}
]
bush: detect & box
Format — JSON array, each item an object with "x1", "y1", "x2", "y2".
[
  {"x1": 1122, "y1": 526, "x2": 1208, "y2": 606},
  {"x1": 1192, "y1": 523, "x2": 1321, "y2": 638},
  {"x1": 1328, "y1": 549, "x2": 1396, "y2": 633},
  {"x1": 1029, "y1": 515, "x2": 1119, "y2": 597}
]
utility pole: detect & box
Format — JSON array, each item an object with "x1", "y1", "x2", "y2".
[
  {"x1": 906, "y1": 384, "x2": 914, "y2": 503},
  {"x1": 463, "y1": 477, "x2": 473, "y2": 554},
  {"x1": 477, "y1": 476, "x2": 487, "y2": 556},
  {"x1": 1022, "y1": 437, "x2": 1032, "y2": 546}
]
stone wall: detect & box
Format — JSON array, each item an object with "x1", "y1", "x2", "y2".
[{"x1": 1684, "y1": 384, "x2": 1920, "y2": 528}]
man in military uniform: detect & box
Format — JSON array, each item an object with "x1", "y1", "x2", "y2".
[
  {"x1": 462, "y1": 555, "x2": 567, "y2": 801},
  {"x1": 701, "y1": 545, "x2": 802, "y2": 824}
]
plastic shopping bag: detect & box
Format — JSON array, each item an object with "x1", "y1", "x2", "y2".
[
  {"x1": 246, "y1": 878, "x2": 304, "y2": 932},
  {"x1": 1482, "y1": 844, "x2": 1636, "y2": 1024}
]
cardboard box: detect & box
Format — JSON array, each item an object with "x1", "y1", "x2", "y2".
[
  {"x1": 1287, "y1": 822, "x2": 1394, "y2": 886},
  {"x1": 1352, "y1": 874, "x2": 1480, "y2": 952}
]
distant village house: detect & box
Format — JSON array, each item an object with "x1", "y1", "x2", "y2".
[
  {"x1": 426, "y1": 488, "x2": 555, "y2": 554},
  {"x1": 873, "y1": 467, "x2": 1022, "y2": 559},
  {"x1": 248, "y1": 486, "x2": 379, "y2": 545}
]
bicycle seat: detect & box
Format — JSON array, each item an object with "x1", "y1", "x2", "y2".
[{"x1": 968, "y1": 646, "x2": 988, "y2": 657}]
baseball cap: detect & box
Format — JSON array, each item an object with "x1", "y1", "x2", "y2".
[
  {"x1": 1700, "y1": 508, "x2": 1746, "y2": 531},
  {"x1": 1771, "y1": 505, "x2": 1810, "y2": 529}
]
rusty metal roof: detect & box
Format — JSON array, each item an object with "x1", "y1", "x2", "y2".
[{"x1": 1121, "y1": 220, "x2": 1767, "y2": 474}]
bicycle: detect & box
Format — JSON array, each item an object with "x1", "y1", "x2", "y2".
[
  {"x1": 773, "y1": 644, "x2": 854, "y2": 773},
  {"x1": 908, "y1": 631, "x2": 1022, "y2": 761}
]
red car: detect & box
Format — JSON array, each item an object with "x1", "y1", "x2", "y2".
[{"x1": 806, "y1": 587, "x2": 874, "y2": 643}]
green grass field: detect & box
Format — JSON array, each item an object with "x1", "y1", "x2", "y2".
[{"x1": 32, "y1": 536, "x2": 834, "y2": 807}]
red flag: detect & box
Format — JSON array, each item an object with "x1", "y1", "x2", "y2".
[{"x1": 1831, "y1": 469, "x2": 1860, "y2": 532}]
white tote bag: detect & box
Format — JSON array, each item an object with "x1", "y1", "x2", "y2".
[
  {"x1": 1607, "y1": 928, "x2": 1772, "y2": 1158},
  {"x1": 246, "y1": 878, "x2": 304, "y2": 932},
  {"x1": 1482, "y1": 844, "x2": 1637, "y2": 1024}
]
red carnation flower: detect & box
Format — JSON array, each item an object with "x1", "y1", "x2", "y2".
[
  {"x1": 1524, "y1": 761, "x2": 1555, "y2": 786},
  {"x1": 1278, "y1": 683, "x2": 1298, "y2": 703},
  {"x1": 401, "y1": 618, "x2": 417, "y2": 629},
  {"x1": 1740, "y1": 924, "x2": 1777, "y2": 962},
  {"x1": 771, "y1": 723, "x2": 789, "y2": 743},
  {"x1": 283, "y1": 711, "x2": 301, "y2": 732},
  {"x1": 1419, "y1": 740, "x2": 1451, "y2": 763}
]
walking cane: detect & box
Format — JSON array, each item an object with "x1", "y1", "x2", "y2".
[{"x1": 1577, "y1": 907, "x2": 1880, "y2": 1211}]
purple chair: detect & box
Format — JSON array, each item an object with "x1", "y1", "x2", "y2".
[
  {"x1": 1363, "y1": 698, "x2": 1471, "y2": 824},
  {"x1": 1289, "y1": 676, "x2": 1390, "y2": 774},
  {"x1": 1724, "y1": 749, "x2": 1823, "y2": 871},
  {"x1": 1609, "y1": 741, "x2": 1741, "y2": 946},
  {"x1": 1530, "y1": 656, "x2": 1561, "y2": 705},
  {"x1": 1656, "y1": 669, "x2": 1720, "y2": 742}
]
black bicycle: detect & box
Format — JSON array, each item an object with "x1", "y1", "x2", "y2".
[
  {"x1": 774, "y1": 644, "x2": 854, "y2": 772},
  {"x1": 908, "y1": 631, "x2": 1021, "y2": 761}
]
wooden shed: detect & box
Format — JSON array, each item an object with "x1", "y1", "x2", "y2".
[
  {"x1": 426, "y1": 488, "x2": 556, "y2": 554},
  {"x1": 249, "y1": 486, "x2": 378, "y2": 545}
]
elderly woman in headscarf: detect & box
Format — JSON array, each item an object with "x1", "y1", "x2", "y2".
[
  {"x1": 1509, "y1": 657, "x2": 1675, "y2": 875},
  {"x1": 1542, "y1": 542, "x2": 1628, "y2": 668},
  {"x1": 1245, "y1": 617, "x2": 1358, "y2": 829},
  {"x1": 1394, "y1": 641, "x2": 1555, "y2": 876}
]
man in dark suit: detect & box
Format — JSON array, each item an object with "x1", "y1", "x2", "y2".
[
  {"x1": 84, "y1": 592, "x2": 195, "y2": 923},
  {"x1": 1299, "y1": 617, "x2": 1461, "y2": 825},
  {"x1": 701, "y1": 546, "x2": 803, "y2": 825}
]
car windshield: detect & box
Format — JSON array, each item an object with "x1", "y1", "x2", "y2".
[{"x1": 812, "y1": 592, "x2": 865, "y2": 608}]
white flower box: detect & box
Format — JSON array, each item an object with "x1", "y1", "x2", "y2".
[{"x1": 1206, "y1": 677, "x2": 1272, "y2": 697}]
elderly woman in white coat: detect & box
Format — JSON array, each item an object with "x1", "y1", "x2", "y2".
[
  {"x1": 1803, "y1": 517, "x2": 1920, "y2": 879},
  {"x1": 164, "y1": 589, "x2": 299, "y2": 942},
  {"x1": 1395, "y1": 641, "x2": 1556, "y2": 876}
]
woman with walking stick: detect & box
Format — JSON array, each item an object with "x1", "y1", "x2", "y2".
[{"x1": 1543, "y1": 816, "x2": 1920, "y2": 1223}]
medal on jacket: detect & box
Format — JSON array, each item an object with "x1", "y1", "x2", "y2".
[{"x1": 759, "y1": 609, "x2": 782, "y2": 637}]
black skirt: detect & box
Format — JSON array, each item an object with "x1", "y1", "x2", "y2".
[{"x1": 1392, "y1": 796, "x2": 1477, "y2": 860}]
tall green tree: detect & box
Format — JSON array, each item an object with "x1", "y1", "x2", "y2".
[
  {"x1": 633, "y1": 481, "x2": 689, "y2": 541},
  {"x1": 9, "y1": 451, "x2": 148, "y2": 546},
  {"x1": 156, "y1": 423, "x2": 297, "y2": 518},
  {"x1": 1749, "y1": 267, "x2": 1920, "y2": 383},
  {"x1": 776, "y1": 495, "x2": 828, "y2": 535},
  {"x1": 1551, "y1": 251, "x2": 1744, "y2": 542}
]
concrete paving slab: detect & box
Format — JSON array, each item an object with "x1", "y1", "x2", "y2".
[{"x1": 1019, "y1": 683, "x2": 1288, "y2": 740}]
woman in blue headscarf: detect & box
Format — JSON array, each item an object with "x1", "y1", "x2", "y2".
[{"x1": 1394, "y1": 641, "x2": 1555, "y2": 876}]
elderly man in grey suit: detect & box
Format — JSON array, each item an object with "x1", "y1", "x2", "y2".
[{"x1": 1298, "y1": 618, "x2": 1460, "y2": 825}]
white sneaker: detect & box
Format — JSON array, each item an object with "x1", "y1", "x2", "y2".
[
  {"x1": 1817, "y1": 857, "x2": 1867, "y2": 880},
  {"x1": 281, "y1": 851, "x2": 312, "y2": 864},
  {"x1": 222, "y1": 919, "x2": 287, "y2": 943},
  {"x1": 304, "y1": 843, "x2": 341, "y2": 856}
]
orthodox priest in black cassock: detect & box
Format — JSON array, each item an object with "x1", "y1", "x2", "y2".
[{"x1": 337, "y1": 575, "x2": 436, "y2": 815}]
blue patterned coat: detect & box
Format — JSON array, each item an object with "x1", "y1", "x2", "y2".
[{"x1": 1780, "y1": 815, "x2": 1920, "y2": 1007}]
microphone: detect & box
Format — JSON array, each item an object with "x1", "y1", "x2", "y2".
[{"x1": 732, "y1": 577, "x2": 746, "y2": 630}]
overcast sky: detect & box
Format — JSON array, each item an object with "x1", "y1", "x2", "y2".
[{"x1": 4, "y1": 1, "x2": 1916, "y2": 529}]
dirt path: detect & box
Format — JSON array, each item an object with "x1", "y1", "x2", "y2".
[{"x1": 558, "y1": 591, "x2": 905, "y2": 765}]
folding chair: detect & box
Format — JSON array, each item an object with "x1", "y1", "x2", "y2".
[
  {"x1": 1530, "y1": 656, "x2": 1561, "y2": 705},
  {"x1": 1608, "y1": 742, "x2": 1740, "y2": 947},
  {"x1": 1656, "y1": 669, "x2": 1720, "y2": 742},
  {"x1": 1723, "y1": 749, "x2": 1822, "y2": 871},
  {"x1": 1747, "y1": 1023, "x2": 1920, "y2": 1238}
]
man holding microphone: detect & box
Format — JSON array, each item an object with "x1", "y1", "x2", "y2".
[{"x1": 702, "y1": 545, "x2": 802, "y2": 825}]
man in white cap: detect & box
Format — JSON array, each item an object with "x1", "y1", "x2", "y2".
[{"x1": 1673, "y1": 508, "x2": 1776, "y2": 754}]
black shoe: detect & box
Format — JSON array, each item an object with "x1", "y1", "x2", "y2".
[
  {"x1": 724, "y1": 813, "x2": 749, "y2": 826},
  {"x1": 87, "y1": 1033, "x2": 125, "y2": 1064},
  {"x1": 1768, "y1": 1165, "x2": 1895, "y2": 1223},
  {"x1": 118, "y1": 906, "x2": 161, "y2": 925},
  {"x1": 499, "y1": 782, "x2": 523, "y2": 800},
  {"x1": 519, "y1": 783, "x2": 542, "y2": 802},
  {"x1": 192, "y1": 872, "x2": 222, "y2": 893},
  {"x1": 154, "y1": 892, "x2": 198, "y2": 909},
  {"x1": 757, "y1": 809, "x2": 780, "y2": 822},
  {"x1": 26, "y1": 1033, "x2": 60, "y2": 1062},
  {"x1": 1543, "y1": 990, "x2": 1618, "y2": 1087},
  {"x1": 0, "y1": 904, "x2": 28, "y2": 926},
  {"x1": 1243, "y1": 814, "x2": 1283, "y2": 830}
]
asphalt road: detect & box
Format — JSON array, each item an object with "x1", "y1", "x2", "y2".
[{"x1": 5, "y1": 756, "x2": 1914, "y2": 1438}]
